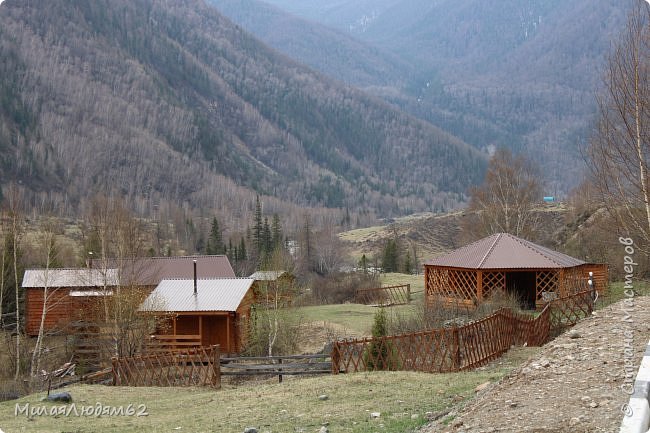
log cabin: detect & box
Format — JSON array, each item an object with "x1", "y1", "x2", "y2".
[
  {"x1": 139, "y1": 278, "x2": 255, "y2": 354},
  {"x1": 23, "y1": 255, "x2": 236, "y2": 336}
]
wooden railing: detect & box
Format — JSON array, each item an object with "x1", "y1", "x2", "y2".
[
  {"x1": 145, "y1": 334, "x2": 202, "y2": 353},
  {"x1": 356, "y1": 284, "x2": 411, "y2": 306},
  {"x1": 112, "y1": 345, "x2": 220, "y2": 388},
  {"x1": 220, "y1": 354, "x2": 333, "y2": 382},
  {"x1": 332, "y1": 289, "x2": 592, "y2": 374}
]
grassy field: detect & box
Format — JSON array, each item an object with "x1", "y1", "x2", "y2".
[
  {"x1": 598, "y1": 280, "x2": 649, "y2": 310},
  {"x1": 0, "y1": 348, "x2": 537, "y2": 433},
  {"x1": 297, "y1": 273, "x2": 425, "y2": 339}
]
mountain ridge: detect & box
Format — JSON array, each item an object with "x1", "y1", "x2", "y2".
[
  {"x1": 230, "y1": 0, "x2": 630, "y2": 192},
  {"x1": 0, "y1": 0, "x2": 485, "y2": 221}
]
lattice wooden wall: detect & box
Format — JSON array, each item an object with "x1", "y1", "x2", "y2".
[
  {"x1": 426, "y1": 267, "x2": 503, "y2": 304},
  {"x1": 481, "y1": 271, "x2": 506, "y2": 299},
  {"x1": 535, "y1": 270, "x2": 559, "y2": 304},
  {"x1": 448, "y1": 269, "x2": 477, "y2": 301},
  {"x1": 426, "y1": 267, "x2": 451, "y2": 297}
]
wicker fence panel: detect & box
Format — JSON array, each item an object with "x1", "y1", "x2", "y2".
[
  {"x1": 332, "y1": 328, "x2": 459, "y2": 374},
  {"x1": 332, "y1": 290, "x2": 592, "y2": 375},
  {"x1": 548, "y1": 289, "x2": 594, "y2": 336},
  {"x1": 112, "y1": 345, "x2": 221, "y2": 388},
  {"x1": 458, "y1": 311, "x2": 510, "y2": 370},
  {"x1": 507, "y1": 307, "x2": 550, "y2": 347},
  {"x1": 356, "y1": 284, "x2": 411, "y2": 306}
]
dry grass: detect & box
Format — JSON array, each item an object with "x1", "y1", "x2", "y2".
[
  {"x1": 0, "y1": 348, "x2": 537, "y2": 433},
  {"x1": 337, "y1": 225, "x2": 390, "y2": 243},
  {"x1": 298, "y1": 273, "x2": 424, "y2": 340},
  {"x1": 380, "y1": 273, "x2": 425, "y2": 300}
]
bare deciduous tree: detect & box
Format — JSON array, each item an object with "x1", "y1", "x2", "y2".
[
  {"x1": 464, "y1": 148, "x2": 542, "y2": 241},
  {"x1": 6, "y1": 185, "x2": 24, "y2": 380},
  {"x1": 30, "y1": 219, "x2": 61, "y2": 377},
  {"x1": 85, "y1": 195, "x2": 154, "y2": 357},
  {"x1": 587, "y1": 4, "x2": 650, "y2": 249},
  {"x1": 246, "y1": 250, "x2": 300, "y2": 356}
]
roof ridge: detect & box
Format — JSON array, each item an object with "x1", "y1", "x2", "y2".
[
  {"x1": 510, "y1": 234, "x2": 563, "y2": 267},
  {"x1": 94, "y1": 255, "x2": 228, "y2": 261},
  {"x1": 477, "y1": 233, "x2": 501, "y2": 268},
  {"x1": 25, "y1": 267, "x2": 117, "y2": 271},
  {"x1": 160, "y1": 277, "x2": 253, "y2": 281}
]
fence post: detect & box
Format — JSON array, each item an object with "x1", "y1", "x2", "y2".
[
  {"x1": 212, "y1": 345, "x2": 221, "y2": 389},
  {"x1": 278, "y1": 357, "x2": 283, "y2": 383},
  {"x1": 111, "y1": 357, "x2": 119, "y2": 386},
  {"x1": 452, "y1": 328, "x2": 460, "y2": 372},
  {"x1": 331, "y1": 343, "x2": 340, "y2": 374},
  {"x1": 407, "y1": 284, "x2": 411, "y2": 303}
]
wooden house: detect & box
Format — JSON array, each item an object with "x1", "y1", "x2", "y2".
[
  {"x1": 23, "y1": 255, "x2": 236, "y2": 336},
  {"x1": 23, "y1": 268, "x2": 119, "y2": 336},
  {"x1": 424, "y1": 233, "x2": 608, "y2": 309},
  {"x1": 139, "y1": 278, "x2": 256, "y2": 354},
  {"x1": 249, "y1": 270, "x2": 296, "y2": 304}
]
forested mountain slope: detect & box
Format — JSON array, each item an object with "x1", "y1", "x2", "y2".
[
  {"x1": 0, "y1": 0, "x2": 485, "y2": 218},
  {"x1": 227, "y1": 0, "x2": 630, "y2": 192},
  {"x1": 207, "y1": 0, "x2": 413, "y2": 92}
]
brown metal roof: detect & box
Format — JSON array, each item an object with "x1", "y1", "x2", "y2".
[
  {"x1": 91, "y1": 255, "x2": 236, "y2": 286},
  {"x1": 424, "y1": 233, "x2": 585, "y2": 269}
]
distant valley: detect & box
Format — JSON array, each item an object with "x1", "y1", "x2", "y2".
[{"x1": 213, "y1": 0, "x2": 630, "y2": 193}]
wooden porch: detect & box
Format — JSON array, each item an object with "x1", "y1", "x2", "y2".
[{"x1": 151, "y1": 312, "x2": 240, "y2": 354}]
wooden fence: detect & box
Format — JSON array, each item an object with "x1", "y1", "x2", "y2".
[
  {"x1": 66, "y1": 321, "x2": 114, "y2": 371},
  {"x1": 356, "y1": 284, "x2": 411, "y2": 306},
  {"x1": 548, "y1": 289, "x2": 594, "y2": 335},
  {"x1": 221, "y1": 354, "x2": 333, "y2": 382},
  {"x1": 332, "y1": 289, "x2": 592, "y2": 374},
  {"x1": 112, "y1": 345, "x2": 221, "y2": 388}
]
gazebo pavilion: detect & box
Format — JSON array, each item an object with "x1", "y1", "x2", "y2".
[{"x1": 424, "y1": 233, "x2": 608, "y2": 309}]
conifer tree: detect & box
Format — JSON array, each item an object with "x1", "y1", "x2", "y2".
[
  {"x1": 271, "y1": 214, "x2": 282, "y2": 251},
  {"x1": 381, "y1": 239, "x2": 399, "y2": 273},
  {"x1": 262, "y1": 217, "x2": 272, "y2": 258},
  {"x1": 253, "y1": 196, "x2": 263, "y2": 255},
  {"x1": 238, "y1": 237, "x2": 247, "y2": 261},
  {"x1": 403, "y1": 250, "x2": 412, "y2": 274},
  {"x1": 207, "y1": 217, "x2": 223, "y2": 254}
]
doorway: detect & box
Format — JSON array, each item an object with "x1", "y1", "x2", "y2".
[{"x1": 506, "y1": 272, "x2": 537, "y2": 309}]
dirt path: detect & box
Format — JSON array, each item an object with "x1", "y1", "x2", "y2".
[{"x1": 423, "y1": 295, "x2": 650, "y2": 433}]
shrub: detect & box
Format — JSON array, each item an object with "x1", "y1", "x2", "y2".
[
  {"x1": 364, "y1": 308, "x2": 399, "y2": 371},
  {"x1": 310, "y1": 272, "x2": 379, "y2": 305}
]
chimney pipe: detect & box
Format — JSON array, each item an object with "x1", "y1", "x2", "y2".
[{"x1": 193, "y1": 259, "x2": 197, "y2": 296}]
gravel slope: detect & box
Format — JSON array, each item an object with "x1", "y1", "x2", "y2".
[{"x1": 423, "y1": 296, "x2": 650, "y2": 433}]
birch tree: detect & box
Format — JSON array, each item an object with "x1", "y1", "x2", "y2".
[
  {"x1": 0, "y1": 216, "x2": 5, "y2": 331},
  {"x1": 5, "y1": 186, "x2": 24, "y2": 380},
  {"x1": 85, "y1": 195, "x2": 152, "y2": 357},
  {"x1": 465, "y1": 148, "x2": 542, "y2": 241},
  {"x1": 246, "y1": 251, "x2": 300, "y2": 356},
  {"x1": 30, "y1": 220, "x2": 60, "y2": 377},
  {"x1": 587, "y1": 4, "x2": 650, "y2": 249}
]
